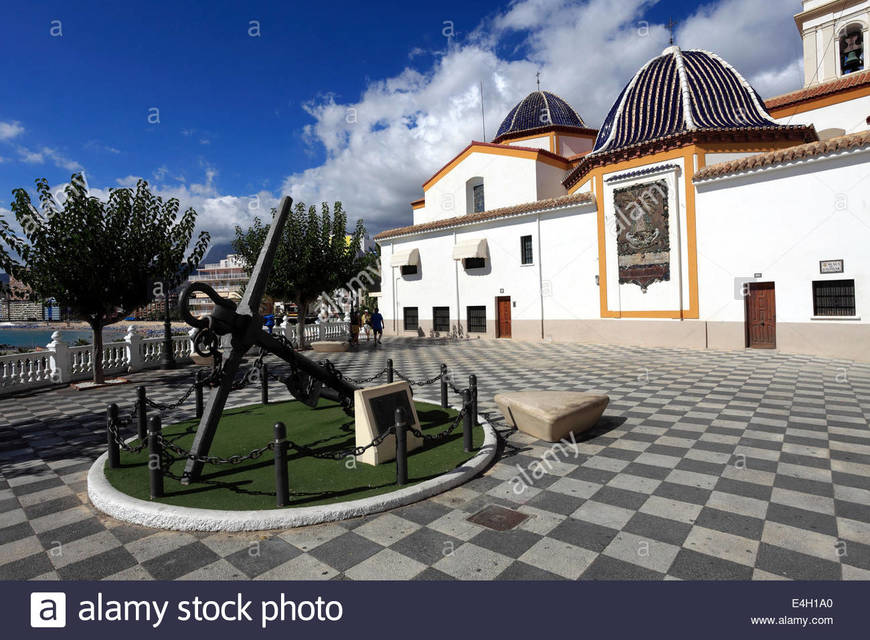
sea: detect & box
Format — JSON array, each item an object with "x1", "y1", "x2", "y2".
[{"x1": 0, "y1": 325, "x2": 129, "y2": 349}]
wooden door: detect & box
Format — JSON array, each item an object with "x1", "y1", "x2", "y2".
[
  {"x1": 496, "y1": 296, "x2": 512, "y2": 338},
  {"x1": 746, "y1": 282, "x2": 776, "y2": 348}
]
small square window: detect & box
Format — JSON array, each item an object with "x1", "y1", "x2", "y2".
[
  {"x1": 520, "y1": 235, "x2": 533, "y2": 265},
  {"x1": 464, "y1": 257, "x2": 486, "y2": 269},
  {"x1": 467, "y1": 305, "x2": 486, "y2": 333},
  {"x1": 433, "y1": 306, "x2": 450, "y2": 332},
  {"x1": 403, "y1": 306, "x2": 419, "y2": 330},
  {"x1": 812, "y1": 279, "x2": 855, "y2": 316},
  {"x1": 400, "y1": 264, "x2": 418, "y2": 276}
]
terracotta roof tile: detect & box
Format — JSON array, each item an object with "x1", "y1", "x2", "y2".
[
  {"x1": 765, "y1": 70, "x2": 870, "y2": 109},
  {"x1": 694, "y1": 130, "x2": 870, "y2": 181},
  {"x1": 374, "y1": 192, "x2": 596, "y2": 240}
]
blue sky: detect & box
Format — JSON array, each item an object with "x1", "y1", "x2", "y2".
[{"x1": 0, "y1": 0, "x2": 803, "y2": 250}]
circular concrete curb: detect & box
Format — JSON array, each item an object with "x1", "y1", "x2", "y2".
[{"x1": 87, "y1": 398, "x2": 498, "y2": 532}]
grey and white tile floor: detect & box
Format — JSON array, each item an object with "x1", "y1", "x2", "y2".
[{"x1": 1, "y1": 337, "x2": 869, "y2": 580}]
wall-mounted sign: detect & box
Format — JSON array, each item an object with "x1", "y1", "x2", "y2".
[
  {"x1": 753, "y1": 273, "x2": 762, "y2": 278},
  {"x1": 820, "y1": 259, "x2": 844, "y2": 274}
]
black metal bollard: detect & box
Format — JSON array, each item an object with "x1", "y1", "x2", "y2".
[
  {"x1": 440, "y1": 364, "x2": 448, "y2": 408},
  {"x1": 194, "y1": 371, "x2": 204, "y2": 419},
  {"x1": 261, "y1": 363, "x2": 269, "y2": 405},
  {"x1": 273, "y1": 422, "x2": 290, "y2": 507},
  {"x1": 148, "y1": 415, "x2": 164, "y2": 499},
  {"x1": 387, "y1": 358, "x2": 394, "y2": 383},
  {"x1": 136, "y1": 386, "x2": 148, "y2": 441},
  {"x1": 395, "y1": 407, "x2": 408, "y2": 486},
  {"x1": 106, "y1": 403, "x2": 121, "y2": 469},
  {"x1": 469, "y1": 374, "x2": 478, "y2": 424},
  {"x1": 462, "y1": 389, "x2": 473, "y2": 453}
]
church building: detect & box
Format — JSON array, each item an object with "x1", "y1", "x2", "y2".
[{"x1": 374, "y1": 0, "x2": 870, "y2": 361}]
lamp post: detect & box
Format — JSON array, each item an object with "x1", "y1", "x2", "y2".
[{"x1": 159, "y1": 280, "x2": 176, "y2": 369}]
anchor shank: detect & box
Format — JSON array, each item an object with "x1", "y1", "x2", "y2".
[{"x1": 181, "y1": 343, "x2": 247, "y2": 483}]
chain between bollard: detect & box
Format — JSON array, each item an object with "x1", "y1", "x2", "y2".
[
  {"x1": 106, "y1": 408, "x2": 150, "y2": 454},
  {"x1": 394, "y1": 370, "x2": 444, "y2": 387}
]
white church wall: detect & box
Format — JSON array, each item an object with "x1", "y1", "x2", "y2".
[
  {"x1": 558, "y1": 135, "x2": 595, "y2": 157},
  {"x1": 539, "y1": 206, "x2": 601, "y2": 330},
  {"x1": 415, "y1": 152, "x2": 540, "y2": 225},
  {"x1": 507, "y1": 135, "x2": 550, "y2": 150},
  {"x1": 705, "y1": 151, "x2": 771, "y2": 166},
  {"x1": 695, "y1": 150, "x2": 870, "y2": 360},
  {"x1": 378, "y1": 202, "x2": 599, "y2": 339},
  {"x1": 536, "y1": 161, "x2": 571, "y2": 200},
  {"x1": 772, "y1": 96, "x2": 870, "y2": 135}
]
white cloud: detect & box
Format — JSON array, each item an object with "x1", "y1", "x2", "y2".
[
  {"x1": 85, "y1": 140, "x2": 121, "y2": 154},
  {"x1": 15, "y1": 145, "x2": 82, "y2": 171},
  {"x1": 0, "y1": 121, "x2": 24, "y2": 140},
  {"x1": 94, "y1": 168, "x2": 274, "y2": 245},
  {"x1": 16, "y1": 146, "x2": 44, "y2": 163}
]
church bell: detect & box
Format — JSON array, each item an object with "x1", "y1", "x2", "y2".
[{"x1": 842, "y1": 49, "x2": 862, "y2": 73}]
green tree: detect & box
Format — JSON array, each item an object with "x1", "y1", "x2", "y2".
[
  {"x1": 0, "y1": 174, "x2": 210, "y2": 383},
  {"x1": 232, "y1": 201, "x2": 366, "y2": 348}
]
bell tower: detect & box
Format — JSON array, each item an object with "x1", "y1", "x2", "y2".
[{"x1": 795, "y1": 0, "x2": 868, "y2": 87}]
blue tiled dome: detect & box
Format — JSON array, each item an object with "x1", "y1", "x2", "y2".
[
  {"x1": 494, "y1": 91, "x2": 587, "y2": 143},
  {"x1": 592, "y1": 46, "x2": 784, "y2": 155}
]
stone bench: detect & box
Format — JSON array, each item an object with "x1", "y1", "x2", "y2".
[
  {"x1": 310, "y1": 341, "x2": 349, "y2": 353},
  {"x1": 494, "y1": 391, "x2": 609, "y2": 442}
]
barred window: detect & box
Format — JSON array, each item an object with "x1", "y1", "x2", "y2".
[
  {"x1": 464, "y1": 257, "x2": 485, "y2": 269},
  {"x1": 400, "y1": 264, "x2": 417, "y2": 276},
  {"x1": 433, "y1": 306, "x2": 450, "y2": 332},
  {"x1": 521, "y1": 235, "x2": 533, "y2": 265},
  {"x1": 403, "y1": 306, "x2": 419, "y2": 330},
  {"x1": 813, "y1": 279, "x2": 856, "y2": 316},
  {"x1": 467, "y1": 305, "x2": 486, "y2": 333}
]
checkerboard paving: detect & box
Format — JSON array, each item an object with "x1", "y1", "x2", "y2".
[{"x1": 1, "y1": 337, "x2": 869, "y2": 581}]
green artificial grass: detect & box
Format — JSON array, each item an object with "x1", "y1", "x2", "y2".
[{"x1": 104, "y1": 399, "x2": 484, "y2": 510}]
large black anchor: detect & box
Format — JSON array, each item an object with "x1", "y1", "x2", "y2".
[{"x1": 177, "y1": 196, "x2": 358, "y2": 483}]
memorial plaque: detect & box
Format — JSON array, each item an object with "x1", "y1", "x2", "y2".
[
  {"x1": 369, "y1": 391, "x2": 415, "y2": 436},
  {"x1": 820, "y1": 259, "x2": 844, "y2": 274},
  {"x1": 354, "y1": 382, "x2": 423, "y2": 465}
]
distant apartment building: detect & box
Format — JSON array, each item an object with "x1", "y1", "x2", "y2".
[{"x1": 186, "y1": 254, "x2": 249, "y2": 316}]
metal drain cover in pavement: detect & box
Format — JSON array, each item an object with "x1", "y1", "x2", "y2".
[{"x1": 467, "y1": 504, "x2": 529, "y2": 531}]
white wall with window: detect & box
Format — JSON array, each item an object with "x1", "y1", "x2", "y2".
[
  {"x1": 695, "y1": 145, "x2": 870, "y2": 359},
  {"x1": 412, "y1": 149, "x2": 569, "y2": 225},
  {"x1": 379, "y1": 200, "x2": 600, "y2": 340},
  {"x1": 797, "y1": 0, "x2": 869, "y2": 86}
]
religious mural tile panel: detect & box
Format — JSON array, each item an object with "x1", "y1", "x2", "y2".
[{"x1": 614, "y1": 179, "x2": 670, "y2": 293}]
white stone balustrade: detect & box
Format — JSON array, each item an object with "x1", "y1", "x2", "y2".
[
  {"x1": 0, "y1": 321, "x2": 350, "y2": 395},
  {"x1": 0, "y1": 326, "x2": 196, "y2": 395}
]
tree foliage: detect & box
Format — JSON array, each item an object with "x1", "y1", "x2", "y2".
[
  {"x1": 0, "y1": 174, "x2": 210, "y2": 382},
  {"x1": 232, "y1": 201, "x2": 367, "y2": 347}
]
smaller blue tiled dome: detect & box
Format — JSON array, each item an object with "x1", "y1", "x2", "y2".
[{"x1": 494, "y1": 91, "x2": 587, "y2": 143}]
